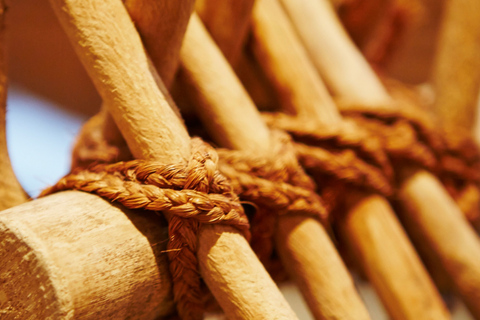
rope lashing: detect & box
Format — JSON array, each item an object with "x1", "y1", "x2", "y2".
[
  {"x1": 339, "y1": 102, "x2": 480, "y2": 222},
  {"x1": 69, "y1": 116, "x2": 327, "y2": 278},
  {"x1": 216, "y1": 130, "x2": 327, "y2": 276},
  {"x1": 41, "y1": 138, "x2": 249, "y2": 320},
  {"x1": 263, "y1": 112, "x2": 394, "y2": 216}
]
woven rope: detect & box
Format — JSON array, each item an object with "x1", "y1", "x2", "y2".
[
  {"x1": 339, "y1": 102, "x2": 480, "y2": 222},
  {"x1": 216, "y1": 130, "x2": 327, "y2": 276},
  {"x1": 70, "y1": 116, "x2": 327, "y2": 279},
  {"x1": 263, "y1": 112, "x2": 393, "y2": 216},
  {"x1": 41, "y1": 138, "x2": 249, "y2": 320}
]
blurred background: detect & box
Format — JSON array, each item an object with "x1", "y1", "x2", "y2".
[{"x1": 5, "y1": 0, "x2": 478, "y2": 318}]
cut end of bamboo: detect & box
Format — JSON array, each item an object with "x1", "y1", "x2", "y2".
[{"x1": 0, "y1": 191, "x2": 174, "y2": 319}]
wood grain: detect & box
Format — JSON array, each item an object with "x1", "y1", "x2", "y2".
[
  {"x1": 250, "y1": 1, "x2": 450, "y2": 319},
  {"x1": 48, "y1": 0, "x2": 297, "y2": 318},
  {"x1": 0, "y1": 191, "x2": 174, "y2": 319},
  {"x1": 280, "y1": 0, "x2": 480, "y2": 317},
  {"x1": 180, "y1": 13, "x2": 370, "y2": 320}
]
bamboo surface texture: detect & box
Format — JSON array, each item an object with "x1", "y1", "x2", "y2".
[
  {"x1": 180, "y1": 12, "x2": 371, "y2": 320},
  {"x1": 250, "y1": 1, "x2": 450, "y2": 319},
  {"x1": 280, "y1": 0, "x2": 480, "y2": 317},
  {"x1": 3, "y1": 0, "x2": 298, "y2": 319}
]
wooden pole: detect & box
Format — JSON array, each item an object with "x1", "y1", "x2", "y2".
[
  {"x1": 196, "y1": 0, "x2": 254, "y2": 65},
  {"x1": 250, "y1": 1, "x2": 450, "y2": 319},
  {"x1": 0, "y1": 191, "x2": 174, "y2": 319},
  {"x1": 430, "y1": 0, "x2": 480, "y2": 132},
  {"x1": 48, "y1": 0, "x2": 297, "y2": 319},
  {"x1": 0, "y1": 0, "x2": 28, "y2": 210},
  {"x1": 278, "y1": 0, "x2": 391, "y2": 107},
  {"x1": 179, "y1": 13, "x2": 371, "y2": 320},
  {"x1": 280, "y1": 0, "x2": 480, "y2": 317}
]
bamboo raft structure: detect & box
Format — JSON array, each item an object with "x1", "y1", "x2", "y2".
[{"x1": 1, "y1": 0, "x2": 480, "y2": 319}]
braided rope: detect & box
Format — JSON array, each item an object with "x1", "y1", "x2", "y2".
[
  {"x1": 263, "y1": 112, "x2": 394, "y2": 215},
  {"x1": 216, "y1": 130, "x2": 327, "y2": 276},
  {"x1": 41, "y1": 138, "x2": 249, "y2": 320},
  {"x1": 339, "y1": 102, "x2": 480, "y2": 222}
]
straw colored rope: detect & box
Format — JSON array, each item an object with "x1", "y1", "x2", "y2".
[{"x1": 41, "y1": 138, "x2": 249, "y2": 320}]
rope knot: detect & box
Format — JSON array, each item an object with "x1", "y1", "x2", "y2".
[
  {"x1": 41, "y1": 137, "x2": 249, "y2": 320},
  {"x1": 216, "y1": 130, "x2": 327, "y2": 277},
  {"x1": 263, "y1": 112, "x2": 394, "y2": 217},
  {"x1": 338, "y1": 101, "x2": 480, "y2": 223}
]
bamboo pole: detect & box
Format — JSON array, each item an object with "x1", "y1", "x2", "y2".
[
  {"x1": 195, "y1": 0, "x2": 254, "y2": 65},
  {"x1": 179, "y1": 13, "x2": 371, "y2": 320},
  {"x1": 0, "y1": 0, "x2": 28, "y2": 210},
  {"x1": 48, "y1": 0, "x2": 297, "y2": 319},
  {"x1": 0, "y1": 191, "x2": 175, "y2": 319},
  {"x1": 280, "y1": 0, "x2": 480, "y2": 317},
  {"x1": 430, "y1": 0, "x2": 480, "y2": 132},
  {"x1": 249, "y1": 1, "x2": 450, "y2": 319}
]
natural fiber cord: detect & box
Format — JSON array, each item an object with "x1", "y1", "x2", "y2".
[
  {"x1": 339, "y1": 102, "x2": 480, "y2": 222},
  {"x1": 263, "y1": 112, "x2": 394, "y2": 216},
  {"x1": 41, "y1": 138, "x2": 249, "y2": 320},
  {"x1": 216, "y1": 130, "x2": 327, "y2": 276}
]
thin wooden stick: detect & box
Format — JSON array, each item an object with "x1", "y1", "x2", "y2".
[
  {"x1": 180, "y1": 13, "x2": 371, "y2": 320},
  {"x1": 0, "y1": 0, "x2": 28, "y2": 210},
  {"x1": 430, "y1": 0, "x2": 480, "y2": 132},
  {"x1": 250, "y1": 1, "x2": 450, "y2": 319},
  {"x1": 280, "y1": 0, "x2": 480, "y2": 317},
  {"x1": 48, "y1": 0, "x2": 297, "y2": 319}
]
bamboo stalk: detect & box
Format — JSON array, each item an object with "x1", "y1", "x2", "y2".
[
  {"x1": 48, "y1": 0, "x2": 297, "y2": 318},
  {"x1": 179, "y1": 13, "x2": 370, "y2": 320},
  {"x1": 196, "y1": 0, "x2": 254, "y2": 65},
  {"x1": 249, "y1": 1, "x2": 450, "y2": 319},
  {"x1": 280, "y1": 0, "x2": 480, "y2": 317},
  {"x1": 0, "y1": 0, "x2": 28, "y2": 210},
  {"x1": 0, "y1": 190, "x2": 175, "y2": 319},
  {"x1": 430, "y1": 0, "x2": 480, "y2": 132}
]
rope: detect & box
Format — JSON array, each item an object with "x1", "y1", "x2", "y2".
[
  {"x1": 263, "y1": 112, "x2": 393, "y2": 216},
  {"x1": 216, "y1": 130, "x2": 327, "y2": 276},
  {"x1": 339, "y1": 102, "x2": 480, "y2": 222},
  {"x1": 41, "y1": 138, "x2": 249, "y2": 320},
  {"x1": 69, "y1": 117, "x2": 327, "y2": 279}
]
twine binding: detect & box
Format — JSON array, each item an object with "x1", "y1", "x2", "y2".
[
  {"x1": 41, "y1": 138, "x2": 249, "y2": 320},
  {"x1": 263, "y1": 112, "x2": 394, "y2": 217},
  {"x1": 339, "y1": 102, "x2": 480, "y2": 222},
  {"x1": 216, "y1": 130, "x2": 327, "y2": 277}
]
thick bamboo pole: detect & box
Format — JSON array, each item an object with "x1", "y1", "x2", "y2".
[
  {"x1": 280, "y1": 0, "x2": 480, "y2": 317},
  {"x1": 0, "y1": 0, "x2": 28, "y2": 210},
  {"x1": 48, "y1": 0, "x2": 297, "y2": 319},
  {"x1": 250, "y1": 1, "x2": 450, "y2": 319},
  {"x1": 179, "y1": 14, "x2": 370, "y2": 320},
  {"x1": 0, "y1": 191, "x2": 174, "y2": 319}
]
